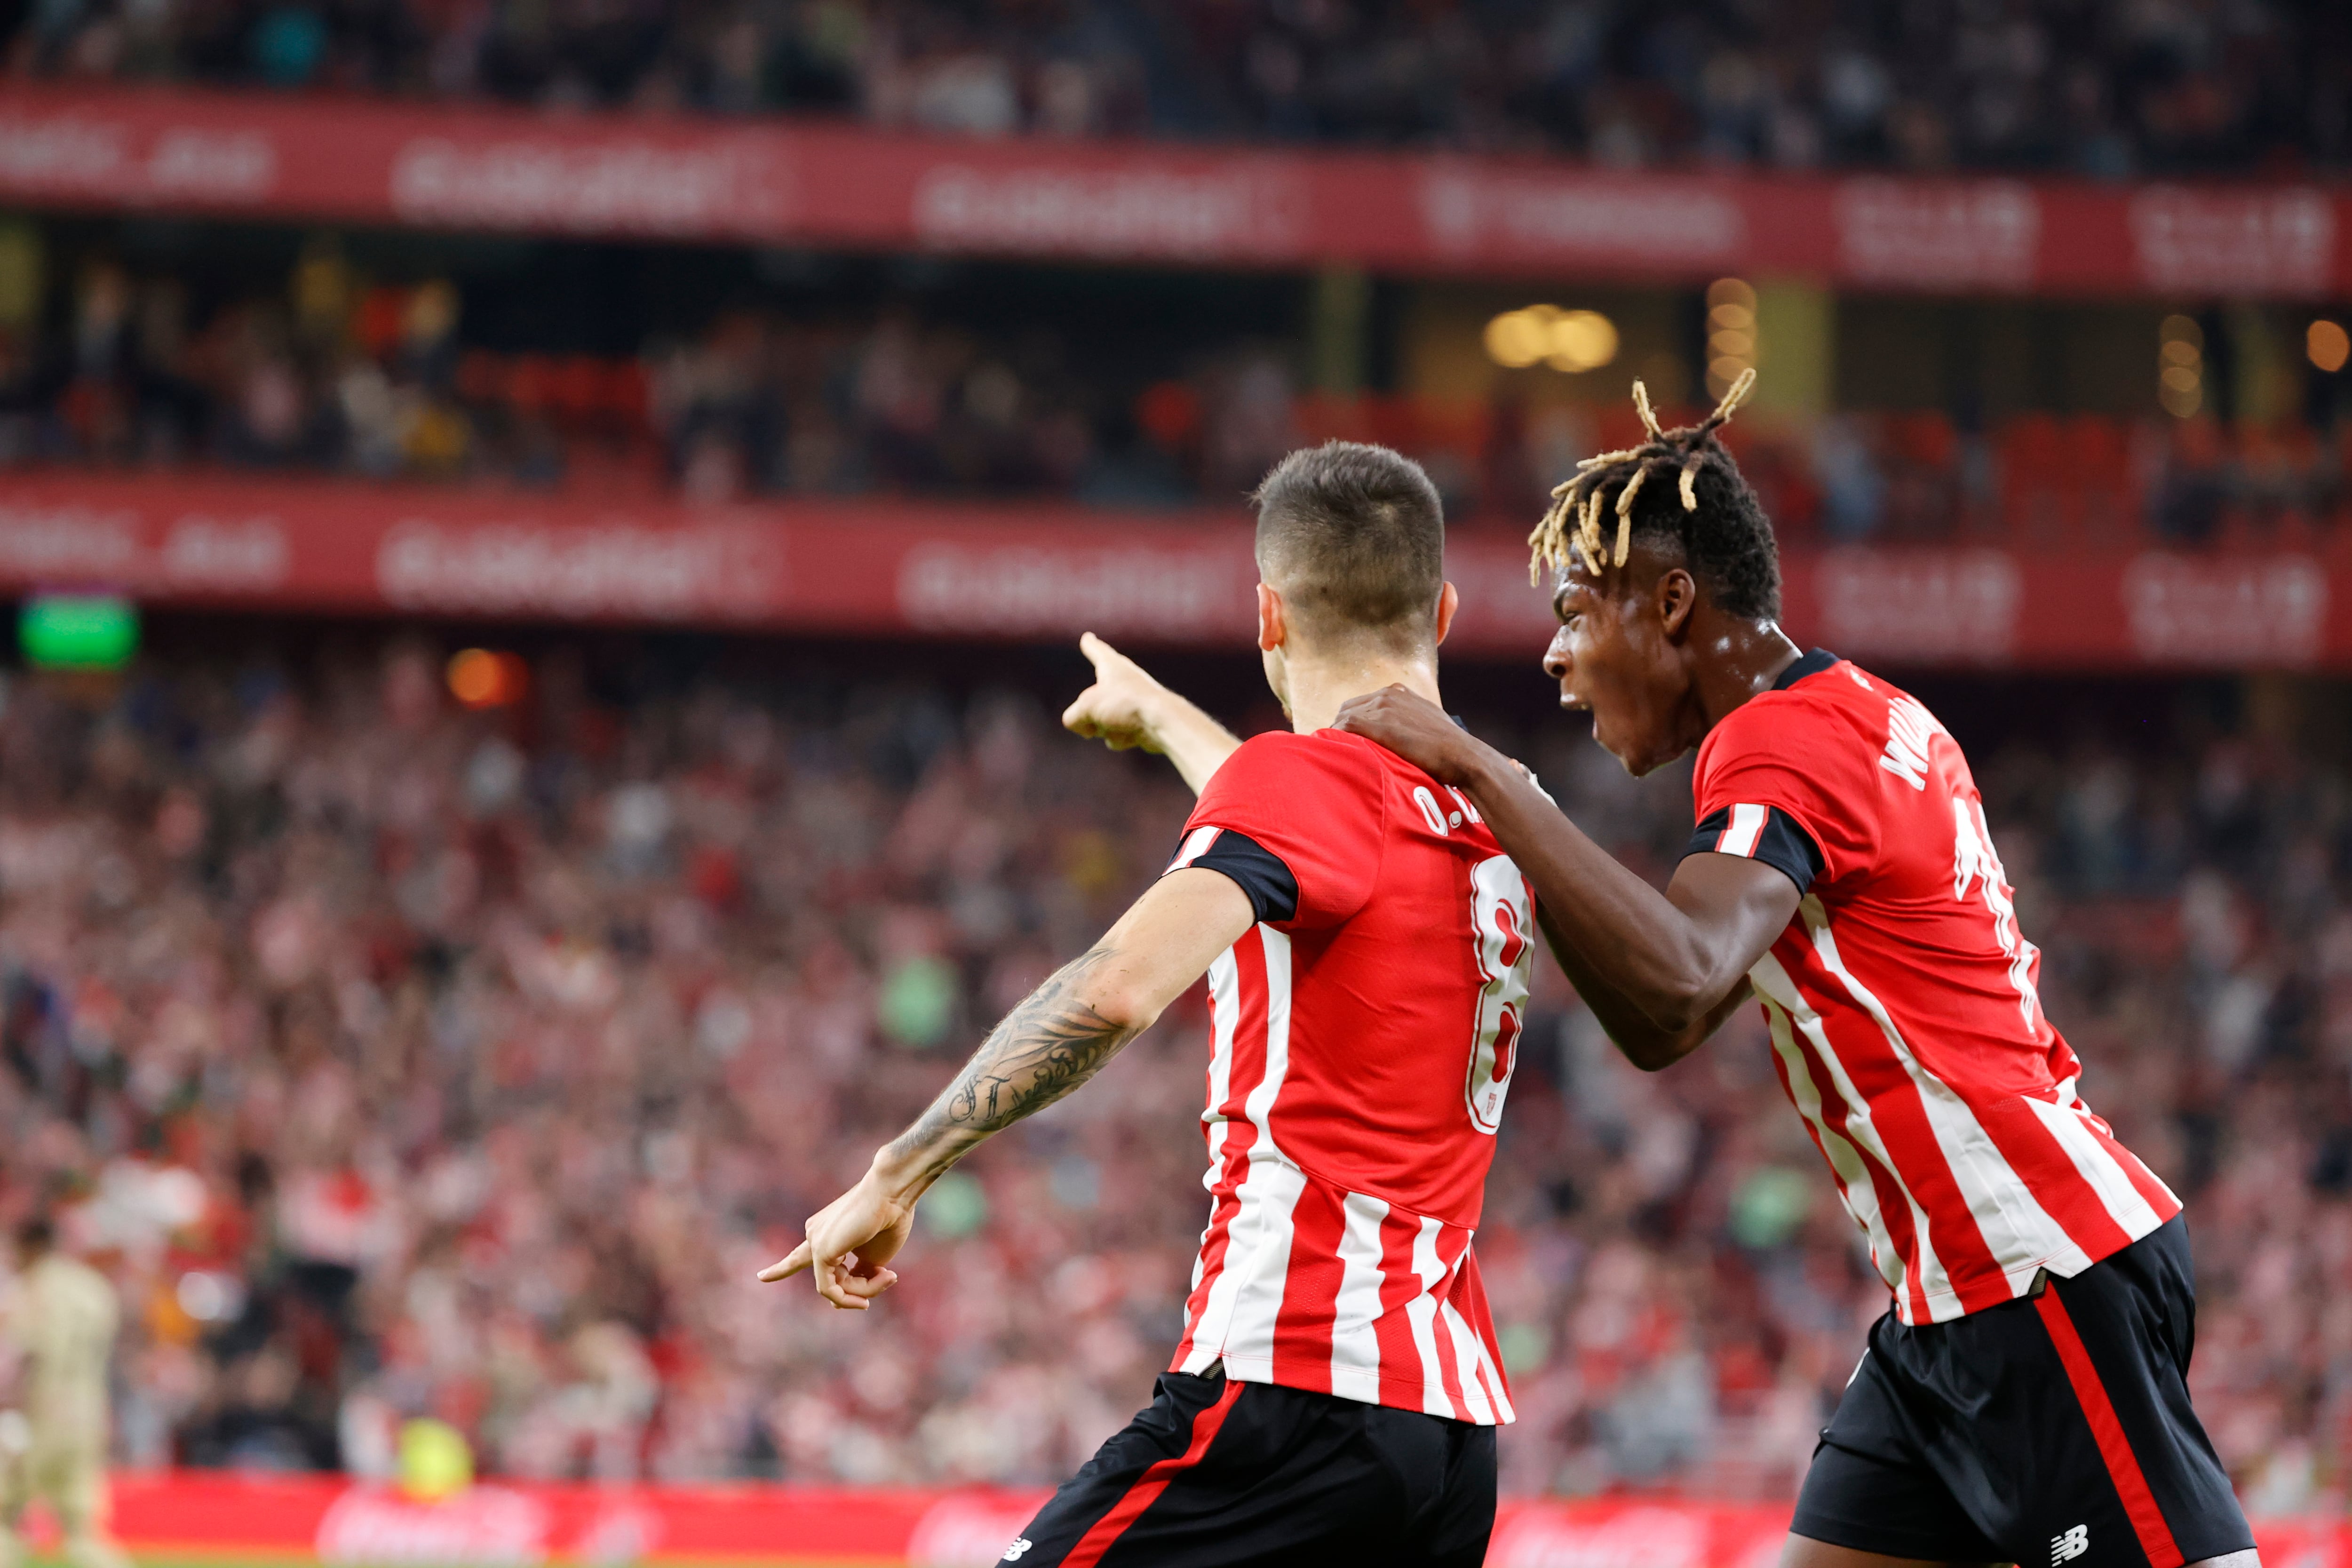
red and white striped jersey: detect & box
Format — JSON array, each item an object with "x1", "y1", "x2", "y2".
[
  {"x1": 1689, "y1": 650, "x2": 2181, "y2": 1326},
  {"x1": 1160, "y1": 728, "x2": 1534, "y2": 1425}
]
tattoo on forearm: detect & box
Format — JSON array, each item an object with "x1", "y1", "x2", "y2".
[{"x1": 889, "y1": 946, "x2": 1139, "y2": 1176}]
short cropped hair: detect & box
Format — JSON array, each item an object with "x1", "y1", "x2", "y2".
[{"x1": 1252, "y1": 442, "x2": 1446, "y2": 647}]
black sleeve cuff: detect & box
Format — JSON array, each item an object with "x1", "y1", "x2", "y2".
[
  {"x1": 1683, "y1": 805, "x2": 1824, "y2": 897},
  {"x1": 1165, "y1": 827, "x2": 1299, "y2": 925}
]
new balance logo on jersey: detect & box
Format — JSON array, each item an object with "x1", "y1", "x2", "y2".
[
  {"x1": 1880, "y1": 697, "x2": 1942, "y2": 789},
  {"x1": 1002, "y1": 1539, "x2": 1034, "y2": 1561},
  {"x1": 2051, "y1": 1524, "x2": 2088, "y2": 1563}
]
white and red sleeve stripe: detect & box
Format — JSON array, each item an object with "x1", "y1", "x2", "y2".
[
  {"x1": 1716, "y1": 802, "x2": 1769, "y2": 856},
  {"x1": 1168, "y1": 825, "x2": 1221, "y2": 870}
]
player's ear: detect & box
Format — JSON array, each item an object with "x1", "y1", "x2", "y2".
[
  {"x1": 1656, "y1": 566, "x2": 1698, "y2": 641},
  {"x1": 1432, "y1": 582, "x2": 1459, "y2": 648},
  {"x1": 1256, "y1": 583, "x2": 1286, "y2": 653}
]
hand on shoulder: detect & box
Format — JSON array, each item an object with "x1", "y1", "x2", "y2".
[{"x1": 1330, "y1": 685, "x2": 1481, "y2": 786}]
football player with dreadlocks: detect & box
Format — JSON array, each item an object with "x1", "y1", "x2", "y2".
[{"x1": 1065, "y1": 378, "x2": 2257, "y2": 1568}]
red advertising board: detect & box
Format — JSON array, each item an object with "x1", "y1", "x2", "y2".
[
  {"x1": 73, "y1": 1471, "x2": 2352, "y2": 1566},
  {"x1": 2, "y1": 85, "x2": 2347, "y2": 297},
  {"x1": 0, "y1": 471, "x2": 2345, "y2": 669}
]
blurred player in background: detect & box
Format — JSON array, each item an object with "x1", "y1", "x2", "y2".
[
  {"x1": 764, "y1": 442, "x2": 1534, "y2": 1566},
  {"x1": 1096, "y1": 384, "x2": 2259, "y2": 1568},
  {"x1": 0, "y1": 1219, "x2": 129, "y2": 1568}
]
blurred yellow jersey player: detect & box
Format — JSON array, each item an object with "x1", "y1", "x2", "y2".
[{"x1": 0, "y1": 1219, "x2": 129, "y2": 1568}]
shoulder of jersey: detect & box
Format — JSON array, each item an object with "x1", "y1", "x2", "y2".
[
  {"x1": 1706, "y1": 658, "x2": 1883, "y2": 754},
  {"x1": 1217, "y1": 727, "x2": 1374, "y2": 788},
  {"x1": 1228, "y1": 728, "x2": 1432, "y2": 807},
  {"x1": 1233, "y1": 727, "x2": 1393, "y2": 766},
  {"x1": 1232, "y1": 728, "x2": 1309, "y2": 755},
  {"x1": 1312, "y1": 725, "x2": 1442, "y2": 782}
]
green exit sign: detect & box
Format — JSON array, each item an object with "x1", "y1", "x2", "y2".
[{"x1": 21, "y1": 595, "x2": 140, "y2": 670}]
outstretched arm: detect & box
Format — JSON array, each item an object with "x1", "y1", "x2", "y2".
[
  {"x1": 759, "y1": 867, "x2": 1255, "y2": 1308},
  {"x1": 1335, "y1": 688, "x2": 1796, "y2": 1071},
  {"x1": 1061, "y1": 633, "x2": 1242, "y2": 796}
]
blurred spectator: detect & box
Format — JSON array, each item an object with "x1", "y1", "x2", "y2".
[
  {"x1": 0, "y1": 638, "x2": 2341, "y2": 1513},
  {"x1": 5, "y1": 254, "x2": 2352, "y2": 544},
  {"x1": 9, "y1": 0, "x2": 2352, "y2": 177}
]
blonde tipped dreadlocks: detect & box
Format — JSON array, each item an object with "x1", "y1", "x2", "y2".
[
  {"x1": 1633, "y1": 381, "x2": 1663, "y2": 441},
  {"x1": 1612, "y1": 463, "x2": 1648, "y2": 566},
  {"x1": 1528, "y1": 368, "x2": 1761, "y2": 587}
]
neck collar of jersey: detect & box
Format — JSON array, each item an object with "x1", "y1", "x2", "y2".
[{"x1": 1773, "y1": 647, "x2": 1840, "y2": 691}]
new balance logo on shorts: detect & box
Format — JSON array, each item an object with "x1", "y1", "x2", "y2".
[
  {"x1": 1001, "y1": 1540, "x2": 1033, "y2": 1562},
  {"x1": 2051, "y1": 1524, "x2": 2089, "y2": 1563}
]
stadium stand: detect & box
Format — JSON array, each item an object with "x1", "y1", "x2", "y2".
[
  {"x1": 6, "y1": 0, "x2": 2350, "y2": 175},
  {"x1": 5, "y1": 256, "x2": 2349, "y2": 543},
  {"x1": 4, "y1": 0, "x2": 2352, "y2": 1546},
  {"x1": 0, "y1": 641, "x2": 2337, "y2": 1512}
]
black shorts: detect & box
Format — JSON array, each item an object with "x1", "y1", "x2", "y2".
[
  {"x1": 1004, "y1": 1367, "x2": 1495, "y2": 1567},
  {"x1": 1792, "y1": 1214, "x2": 2252, "y2": 1568}
]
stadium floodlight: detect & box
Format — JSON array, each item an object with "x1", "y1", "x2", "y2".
[
  {"x1": 19, "y1": 594, "x2": 139, "y2": 671},
  {"x1": 1483, "y1": 305, "x2": 1618, "y2": 374},
  {"x1": 2158, "y1": 314, "x2": 2204, "y2": 418},
  {"x1": 2309, "y1": 319, "x2": 2350, "y2": 374},
  {"x1": 1704, "y1": 278, "x2": 1758, "y2": 397},
  {"x1": 447, "y1": 648, "x2": 530, "y2": 708}
]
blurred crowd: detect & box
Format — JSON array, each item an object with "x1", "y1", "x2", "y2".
[
  {"x1": 0, "y1": 255, "x2": 1272, "y2": 507},
  {"x1": 0, "y1": 636, "x2": 2344, "y2": 1512},
  {"x1": 7, "y1": 0, "x2": 2349, "y2": 176},
  {"x1": 8, "y1": 255, "x2": 2352, "y2": 549}
]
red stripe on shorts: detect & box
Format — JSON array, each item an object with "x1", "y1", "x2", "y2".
[
  {"x1": 2034, "y1": 1287, "x2": 2183, "y2": 1568},
  {"x1": 1061, "y1": 1379, "x2": 1248, "y2": 1568}
]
